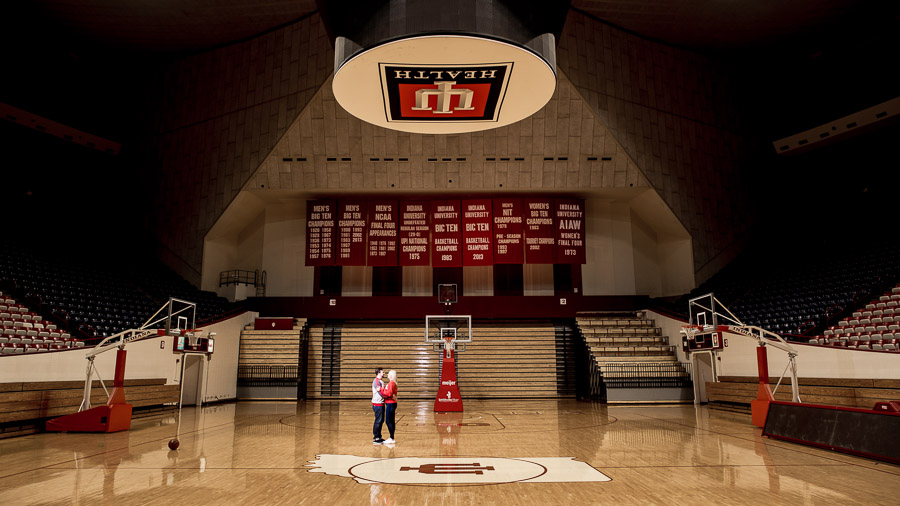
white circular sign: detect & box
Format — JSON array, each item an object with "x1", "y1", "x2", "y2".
[
  {"x1": 333, "y1": 35, "x2": 557, "y2": 134},
  {"x1": 349, "y1": 457, "x2": 546, "y2": 485}
]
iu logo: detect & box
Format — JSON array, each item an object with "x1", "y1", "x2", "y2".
[
  {"x1": 400, "y1": 463, "x2": 495, "y2": 475},
  {"x1": 412, "y1": 82, "x2": 474, "y2": 114},
  {"x1": 380, "y1": 63, "x2": 512, "y2": 123}
]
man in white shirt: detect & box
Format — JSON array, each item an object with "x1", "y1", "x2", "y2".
[{"x1": 371, "y1": 368, "x2": 386, "y2": 444}]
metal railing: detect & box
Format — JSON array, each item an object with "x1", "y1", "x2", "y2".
[
  {"x1": 597, "y1": 362, "x2": 693, "y2": 389},
  {"x1": 237, "y1": 365, "x2": 299, "y2": 387},
  {"x1": 219, "y1": 270, "x2": 262, "y2": 287}
]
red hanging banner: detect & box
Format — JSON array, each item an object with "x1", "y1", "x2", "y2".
[
  {"x1": 555, "y1": 198, "x2": 586, "y2": 264},
  {"x1": 336, "y1": 200, "x2": 368, "y2": 266},
  {"x1": 462, "y1": 199, "x2": 493, "y2": 266},
  {"x1": 399, "y1": 201, "x2": 431, "y2": 266},
  {"x1": 305, "y1": 200, "x2": 335, "y2": 266},
  {"x1": 367, "y1": 200, "x2": 399, "y2": 266},
  {"x1": 431, "y1": 200, "x2": 462, "y2": 268},
  {"x1": 492, "y1": 198, "x2": 524, "y2": 264},
  {"x1": 524, "y1": 198, "x2": 555, "y2": 264}
]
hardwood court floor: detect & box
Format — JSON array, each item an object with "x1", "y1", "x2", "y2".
[{"x1": 1, "y1": 400, "x2": 898, "y2": 505}]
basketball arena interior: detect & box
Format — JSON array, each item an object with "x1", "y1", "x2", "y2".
[{"x1": 1, "y1": 1, "x2": 899, "y2": 503}]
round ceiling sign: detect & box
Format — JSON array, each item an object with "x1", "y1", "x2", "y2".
[{"x1": 332, "y1": 35, "x2": 557, "y2": 134}]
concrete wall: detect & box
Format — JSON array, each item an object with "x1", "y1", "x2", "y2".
[
  {"x1": 0, "y1": 312, "x2": 256, "y2": 405},
  {"x1": 139, "y1": 15, "x2": 333, "y2": 283},
  {"x1": 558, "y1": 10, "x2": 755, "y2": 283},
  {"x1": 149, "y1": 11, "x2": 753, "y2": 292},
  {"x1": 203, "y1": 190, "x2": 694, "y2": 297}
]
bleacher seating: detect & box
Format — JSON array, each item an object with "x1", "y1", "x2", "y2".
[
  {"x1": 0, "y1": 244, "x2": 236, "y2": 342},
  {"x1": 306, "y1": 320, "x2": 563, "y2": 399},
  {"x1": 576, "y1": 312, "x2": 692, "y2": 391},
  {"x1": 807, "y1": 284, "x2": 900, "y2": 352},
  {"x1": 0, "y1": 290, "x2": 80, "y2": 353},
  {"x1": 661, "y1": 236, "x2": 900, "y2": 338}
]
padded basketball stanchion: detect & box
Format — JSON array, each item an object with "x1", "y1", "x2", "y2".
[
  {"x1": 46, "y1": 349, "x2": 133, "y2": 433},
  {"x1": 435, "y1": 337, "x2": 463, "y2": 412},
  {"x1": 751, "y1": 345, "x2": 775, "y2": 428}
]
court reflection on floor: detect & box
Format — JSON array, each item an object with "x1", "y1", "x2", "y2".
[{"x1": 0, "y1": 400, "x2": 898, "y2": 505}]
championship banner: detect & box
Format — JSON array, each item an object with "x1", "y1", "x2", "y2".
[
  {"x1": 555, "y1": 199, "x2": 586, "y2": 264},
  {"x1": 431, "y1": 200, "x2": 462, "y2": 268},
  {"x1": 337, "y1": 200, "x2": 367, "y2": 266},
  {"x1": 462, "y1": 199, "x2": 493, "y2": 266},
  {"x1": 366, "y1": 200, "x2": 398, "y2": 266},
  {"x1": 524, "y1": 198, "x2": 555, "y2": 264},
  {"x1": 305, "y1": 200, "x2": 335, "y2": 266},
  {"x1": 399, "y1": 201, "x2": 430, "y2": 266},
  {"x1": 492, "y1": 198, "x2": 524, "y2": 264}
]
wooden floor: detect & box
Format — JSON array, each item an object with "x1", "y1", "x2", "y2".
[{"x1": 1, "y1": 400, "x2": 898, "y2": 504}]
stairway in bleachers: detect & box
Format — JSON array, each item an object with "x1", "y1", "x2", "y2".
[
  {"x1": 306, "y1": 320, "x2": 567, "y2": 400},
  {"x1": 576, "y1": 312, "x2": 692, "y2": 401},
  {"x1": 236, "y1": 319, "x2": 305, "y2": 398}
]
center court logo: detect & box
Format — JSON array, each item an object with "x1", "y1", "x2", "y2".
[
  {"x1": 380, "y1": 63, "x2": 512, "y2": 123},
  {"x1": 307, "y1": 455, "x2": 611, "y2": 485}
]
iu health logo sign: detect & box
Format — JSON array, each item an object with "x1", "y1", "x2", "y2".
[
  {"x1": 380, "y1": 64, "x2": 512, "y2": 123},
  {"x1": 332, "y1": 35, "x2": 555, "y2": 134}
]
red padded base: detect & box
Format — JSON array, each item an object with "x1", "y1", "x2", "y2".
[{"x1": 45, "y1": 403, "x2": 133, "y2": 433}]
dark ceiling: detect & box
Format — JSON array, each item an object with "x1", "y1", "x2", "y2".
[
  {"x1": 2, "y1": 1, "x2": 896, "y2": 143},
  {"x1": 8, "y1": 0, "x2": 897, "y2": 57}
]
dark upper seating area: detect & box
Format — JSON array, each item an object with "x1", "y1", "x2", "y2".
[
  {"x1": 661, "y1": 236, "x2": 900, "y2": 339},
  {"x1": 0, "y1": 244, "x2": 237, "y2": 341}
]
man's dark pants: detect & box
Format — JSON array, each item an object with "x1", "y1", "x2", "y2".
[{"x1": 372, "y1": 404, "x2": 385, "y2": 440}]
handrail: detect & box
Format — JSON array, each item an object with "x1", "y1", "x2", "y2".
[
  {"x1": 77, "y1": 323, "x2": 99, "y2": 343},
  {"x1": 219, "y1": 269, "x2": 260, "y2": 287},
  {"x1": 51, "y1": 308, "x2": 71, "y2": 331}
]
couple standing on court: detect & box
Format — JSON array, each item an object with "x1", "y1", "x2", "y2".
[{"x1": 371, "y1": 368, "x2": 398, "y2": 445}]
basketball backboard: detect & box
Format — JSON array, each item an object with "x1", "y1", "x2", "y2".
[
  {"x1": 438, "y1": 284, "x2": 458, "y2": 304},
  {"x1": 688, "y1": 293, "x2": 717, "y2": 330},
  {"x1": 425, "y1": 315, "x2": 472, "y2": 344}
]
